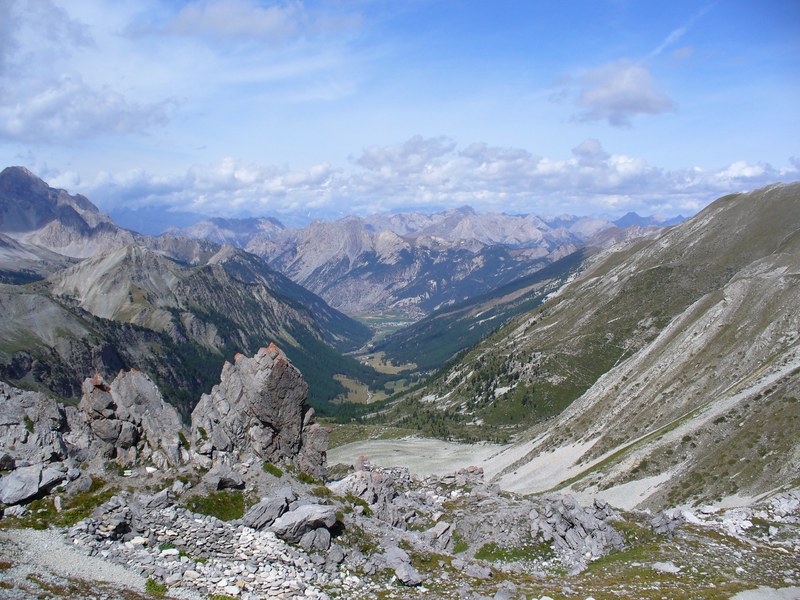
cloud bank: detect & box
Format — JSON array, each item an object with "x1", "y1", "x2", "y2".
[{"x1": 58, "y1": 136, "x2": 798, "y2": 221}]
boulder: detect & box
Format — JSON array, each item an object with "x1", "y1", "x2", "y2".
[
  {"x1": 383, "y1": 545, "x2": 423, "y2": 586},
  {"x1": 191, "y1": 345, "x2": 326, "y2": 478},
  {"x1": 269, "y1": 503, "x2": 337, "y2": 544},
  {"x1": 203, "y1": 466, "x2": 245, "y2": 491},
  {"x1": 464, "y1": 562, "x2": 492, "y2": 580},
  {"x1": 0, "y1": 464, "x2": 43, "y2": 505},
  {"x1": 299, "y1": 526, "x2": 331, "y2": 552},
  {"x1": 242, "y1": 487, "x2": 296, "y2": 530},
  {"x1": 144, "y1": 489, "x2": 174, "y2": 510},
  {"x1": 425, "y1": 520, "x2": 454, "y2": 552},
  {"x1": 650, "y1": 510, "x2": 685, "y2": 536}
]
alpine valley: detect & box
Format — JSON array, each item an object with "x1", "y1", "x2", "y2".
[{"x1": 0, "y1": 165, "x2": 799, "y2": 600}]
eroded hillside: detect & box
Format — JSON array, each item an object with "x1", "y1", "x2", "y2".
[{"x1": 377, "y1": 183, "x2": 800, "y2": 508}]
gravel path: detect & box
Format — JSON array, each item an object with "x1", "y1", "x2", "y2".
[{"x1": 0, "y1": 527, "x2": 147, "y2": 597}]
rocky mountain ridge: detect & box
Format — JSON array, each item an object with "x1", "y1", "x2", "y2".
[
  {"x1": 378, "y1": 182, "x2": 800, "y2": 509},
  {"x1": 168, "y1": 206, "x2": 668, "y2": 316},
  {"x1": 0, "y1": 167, "x2": 383, "y2": 411}
]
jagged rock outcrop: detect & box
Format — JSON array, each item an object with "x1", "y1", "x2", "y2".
[
  {"x1": 529, "y1": 496, "x2": 625, "y2": 573},
  {"x1": 0, "y1": 383, "x2": 87, "y2": 505},
  {"x1": 1, "y1": 345, "x2": 327, "y2": 508},
  {"x1": 327, "y1": 463, "x2": 411, "y2": 528},
  {"x1": 191, "y1": 344, "x2": 327, "y2": 478},
  {"x1": 79, "y1": 370, "x2": 188, "y2": 470}
]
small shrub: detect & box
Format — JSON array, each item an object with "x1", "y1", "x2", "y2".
[
  {"x1": 198, "y1": 426, "x2": 209, "y2": 440},
  {"x1": 23, "y1": 415, "x2": 34, "y2": 433},
  {"x1": 145, "y1": 578, "x2": 167, "y2": 597},
  {"x1": 262, "y1": 462, "x2": 283, "y2": 478},
  {"x1": 178, "y1": 431, "x2": 190, "y2": 450}
]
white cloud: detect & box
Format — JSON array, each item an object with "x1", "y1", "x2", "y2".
[
  {"x1": 574, "y1": 60, "x2": 673, "y2": 127},
  {"x1": 717, "y1": 160, "x2": 766, "y2": 180},
  {"x1": 0, "y1": 0, "x2": 178, "y2": 143},
  {"x1": 71, "y1": 138, "x2": 799, "y2": 221},
  {"x1": 0, "y1": 76, "x2": 177, "y2": 143},
  {"x1": 166, "y1": 0, "x2": 300, "y2": 43},
  {"x1": 354, "y1": 135, "x2": 457, "y2": 175},
  {"x1": 0, "y1": 0, "x2": 365, "y2": 144}
]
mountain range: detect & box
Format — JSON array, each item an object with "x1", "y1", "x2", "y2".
[
  {"x1": 0, "y1": 167, "x2": 378, "y2": 413},
  {"x1": 168, "y1": 206, "x2": 675, "y2": 316},
  {"x1": 375, "y1": 181, "x2": 800, "y2": 510}
]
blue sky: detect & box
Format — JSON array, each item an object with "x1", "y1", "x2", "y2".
[{"x1": 1, "y1": 0, "x2": 798, "y2": 226}]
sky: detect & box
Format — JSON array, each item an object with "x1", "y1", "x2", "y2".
[{"x1": 1, "y1": 0, "x2": 799, "y2": 227}]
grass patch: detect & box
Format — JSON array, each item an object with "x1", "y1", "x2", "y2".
[
  {"x1": 184, "y1": 490, "x2": 247, "y2": 521},
  {"x1": 344, "y1": 492, "x2": 373, "y2": 517},
  {"x1": 310, "y1": 485, "x2": 333, "y2": 499},
  {"x1": 145, "y1": 578, "x2": 167, "y2": 597},
  {"x1": 452, "y1": 531, "x2": 468, "y2": 554},
  {"x1": 262, "y1": 462, "x2": 283, "y2": 478},
  {"x1": 474, "y1": 541, "x2": 554, "y2": 563},
  {"x1": 297, "y1": 471, "x2": 321, "y2": 485},
  {"x1": 341, "y1": 522, "x2": 379, "y2": 555}
]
